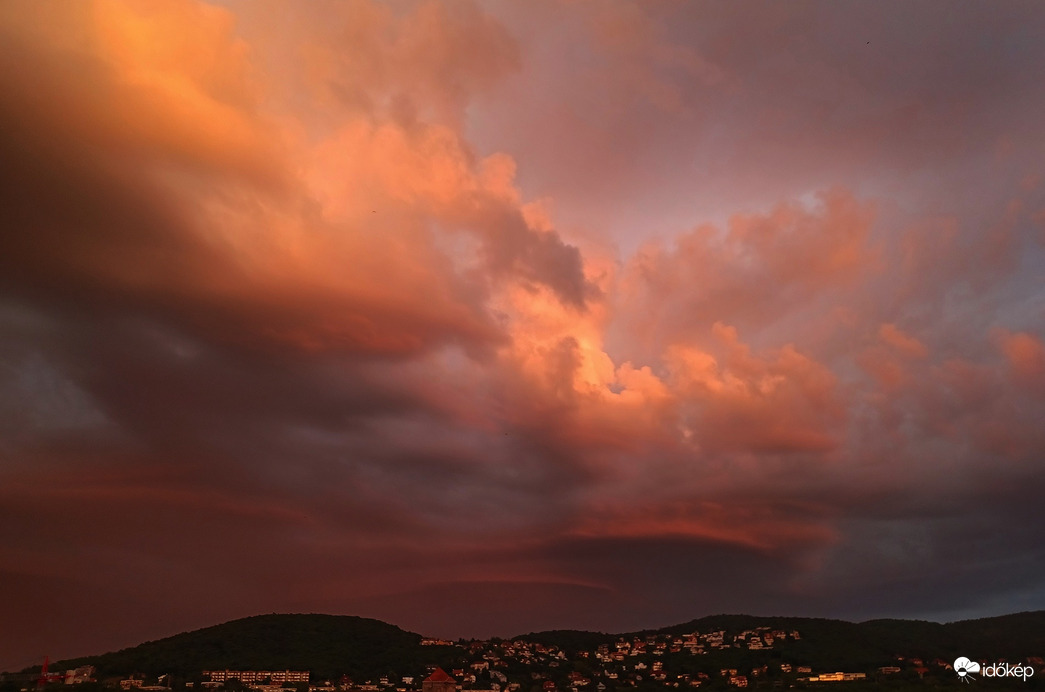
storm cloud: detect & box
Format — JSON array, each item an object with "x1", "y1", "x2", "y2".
[{"x1": 1, "y1": 0, "x2": 1045, "y2": 669}]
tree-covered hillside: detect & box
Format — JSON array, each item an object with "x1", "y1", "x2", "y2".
[
  {"x1": 16, "y1": 611, "x2": 1045, "y2": 691},
  {"x1": 42, "y1": 614, "x2": 462, "y2": 682},
  {"x1": 522, "y1": 611, "x2": 1045, "y2": 674}
]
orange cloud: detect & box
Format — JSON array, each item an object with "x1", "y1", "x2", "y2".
[
  {"x1": 614, "y1": 188, "x2": 877, "y2": 357},
  {"x1": 568, "y1": 501, "x2": 837, "y2": 553},
  {"x1": 665, "y1": 325, "x2": 841, "y2": 455},
  {"x1": 4, "y1": 0, "x2": 1045, "y2": 660},
  {"x1": 0, "y1": 0, "x2": 592, "y2": 361},
  {"x1": 997, "y1": 330, "x2": 1045, "y2": 388},
  {"x1": 878, "y1": 323, "x2": 929, "y2": 359},
  {"x1": 857, "y1": 324, "x2": 929, "y2": 390}
]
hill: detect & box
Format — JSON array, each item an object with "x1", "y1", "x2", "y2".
[
  {"x1": 23, "y1": 611, "x2": 1045, "y2": 690},
  {"x1": 43, "y1": 614, "x2": 462, "y2": 682},
  {"x1": 523, "y1": 611, "x2": 1045, "y2": 671}
]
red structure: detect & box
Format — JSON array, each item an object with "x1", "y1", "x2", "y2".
[
  {"x1": 422, "y1": 668, "x2": 456, "y2": 692},
  {"x1": 35, "y1": 657, "x2": 65, "y2": 688}
]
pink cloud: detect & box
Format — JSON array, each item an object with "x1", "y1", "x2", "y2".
[
  {"x1": 878, "y1": 323, "x2": 929, "y2": 359},
  {"x1": 997, "y1": 330, "x2": 1045, "y2": 390}
]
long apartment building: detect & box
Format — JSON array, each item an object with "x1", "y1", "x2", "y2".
[{"x1": 204, "y1": 671, "x2": 310, "y2": 684}]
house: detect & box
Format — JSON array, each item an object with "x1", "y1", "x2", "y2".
[
  {"x1": 422, "y1": 669, "x2": 456, "y2": 692},
  {"x1": 813, "y1": 673, "x2": 843, "y2": 682},
  {"x1": 65, "y1": 667, "x2": 96, "y2": 685},
  {"x1": 204, "y1": 672, "x2": 309, "y2": 685}
]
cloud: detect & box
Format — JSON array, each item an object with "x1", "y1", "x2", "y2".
[
  {"x1": 663, "y1": 323, "x2": 842, "y2": 455},
  {"x1": 0, "y1": 0, "x2": 591, "y2": 362},
  {"x1": 997, "y1": 330, "x2": 1045, "y2": 388},
  {"x1": 2, "y1": 0, "x2": 1045, "y2": 668},
  {"x1": 878, "y1": 324, "x2": 929, "y2": 360}
]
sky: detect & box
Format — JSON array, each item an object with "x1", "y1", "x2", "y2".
[{"x1": 2, "y1": 0, "x2": 1045, "y2": 669}]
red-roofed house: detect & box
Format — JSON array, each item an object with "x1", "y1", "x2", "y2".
[{"x1": 423, "y1": 669, "x2": 456, "y2": 692}]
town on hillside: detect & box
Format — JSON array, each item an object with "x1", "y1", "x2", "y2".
[{"x1": 7, "y1": 624, "x2": 1030, "y2": 692}]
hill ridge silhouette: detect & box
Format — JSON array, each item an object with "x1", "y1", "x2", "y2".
[{"x1": 20, "y1": 611, "x2": 1045, "y2": 684}]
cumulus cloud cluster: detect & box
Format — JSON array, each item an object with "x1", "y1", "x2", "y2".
[{"x1": 1, "y1": 0, "x2": 1044, "y2": 666}]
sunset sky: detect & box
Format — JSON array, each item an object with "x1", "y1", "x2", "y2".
[{"x1": 2, "y1": 0, "x2": 1045, "y2": 669}]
